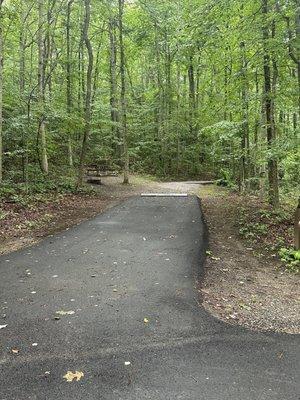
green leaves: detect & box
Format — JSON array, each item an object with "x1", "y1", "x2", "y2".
[
  {"x1": 279, "y1": 248, "x2": 300, "y2": 273},
  {"x1": 0, "y1": 0, "x2": 298, "y2": 195}
]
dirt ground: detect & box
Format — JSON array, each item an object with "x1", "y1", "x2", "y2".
[
  {"x1": 200, "y1": 188, "x2": 300, "y2": 335},
  {"x1": 0, "y1": 176, "x2": 299, "y2": 334}
]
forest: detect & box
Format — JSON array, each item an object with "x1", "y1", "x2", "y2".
[{"x1": 0, "y1": 0, "x2": 299, "y2": 207}]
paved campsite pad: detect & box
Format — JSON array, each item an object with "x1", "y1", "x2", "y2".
[{"x1": 0, "y1": 196, "x2": 299, "y2": 399}]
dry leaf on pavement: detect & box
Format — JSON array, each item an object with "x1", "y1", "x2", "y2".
[
  {"x1": 56, "y1": 310, "x2": 75, "y2": 316},
  {"x1": 63, "y1": 371, "x2": 84, "y2": 382}
]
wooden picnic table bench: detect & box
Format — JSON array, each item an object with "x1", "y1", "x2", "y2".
[{"x1": 85, "y1": 163, "x2": 118, "y2": 184}]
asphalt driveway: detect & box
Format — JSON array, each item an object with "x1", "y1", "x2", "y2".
[{"x1": 0, "y1": 196, "x2": 299, "y2": 399}]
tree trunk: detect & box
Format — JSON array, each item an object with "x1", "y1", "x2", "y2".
[
  {"x1": 77, "y1": 2, "x2": 85, "y2": 113},
  {"x1": 77, "y1": 0, "x2": 93, "y2": 188},
  {"x1": 66, "y1": 0, "x2": 74, "y2": 167},
  {"x1": 262, "y1": 0, "x2": 279, "y2": 207},
  {"x1": 154, "y1": 21, "x2": 164, "y2": 171},
  {"x1": 188, "y1": 53, "x2": 196, "y2": 137},
  {"x1": 38, "y1": 0, "x2": 49, "y2": 174},
  {"x1": 77, "y1": 36, "x2": 82, "y2": 111},
  {"x1": 0, "y1": 0, "x2": 3, "y2": 182},
  {"x1": 283, "y1": 6, "x2": 300, "y2": 128},
  {"x1": 176, "y1": 63, "x2": 181, "y2": 176},
  {"x1": 295, "y1": 5, "x2": 300, "y2": 124},
  {"x1": 240, "y1": 39, "x2": 249, "y2": 192},
  {"x1": 19, "y1": 0, "x2": 28, "y2": 184},
  {"x1": 118, "y1": 0, "x2": 129, "y2": 184},
  {"x1": 108, "y1": 13, "x2": 120, "y2": 158}
]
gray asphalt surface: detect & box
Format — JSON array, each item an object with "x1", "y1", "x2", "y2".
[{"x1": 0, "y1": 196, "x2": 299, "y2": 400}]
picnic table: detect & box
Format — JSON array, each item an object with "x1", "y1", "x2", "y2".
[{"x1": 85, "y1": 161, "x2": 118, "y2": 185}]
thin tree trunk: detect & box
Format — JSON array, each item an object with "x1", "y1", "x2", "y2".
[
  {"x1": 281, "y1": 4, "x2": 300, "y2": 129},
  {"x1": 108, "y1": 14, "x2": 120, "y2": 158},
  {"x1": 176, "y1": 63, "x2": 181, "y2": 176},
  {"x1": 188, "y1": 53, "x2": 196, "y2": 137},
  {"x1": 66, "y1": 0, "x2": 74, "y2": 167},
  {"x1": 165, "y1": 38, "x2": 172, "y2": 119},
  {"x1": 77, "y1": 0, "x2": 93, "y2": 188},
  {"x1": 46, "y1": 3, "x2": 52, "y2": 101},
  {"x1": 262, "y1": 0, "x2": 279, "y2": 207},
  {"x1": 295, "y1": 5, "x2": 300, "y2": 125},
  {"x1": 77, "y1": 3, "x2": 85, "y2": 113},
  {"x1": 118, "y1": 0, "x2": 129, "y2": 184},
  {"x1": 253, "y1": 68, "x2": 260, "y2": 181},
  {"x1": 224, "y1": 61, "x2": 228, "y2": 121},
  {"x1": 19, "y1": 0, "x2": 28, "y2": 183},
  {"x1": 77, "y1": 36, "x2": 82, "y2": 111},
  {"x1": 240, "y1": 39, "x2": 249, "y2": 192},
  {"x1": 154, "y1": 21, "x2": 164, "y2": 171},
  {"x1": 0, "y1": 0, "x2": 3, "y2": 182},
  {"x1": 92, "y1": 40, "x2": 102, "y2": 105},
  {"x1": 196, "y1": 54, "x2": 201, "y2": 111},
  {"x1": 38, "y1": 0, "x2": 48, "y2": 174}
]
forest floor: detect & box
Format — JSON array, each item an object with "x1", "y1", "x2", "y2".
[
  {"x1": 201, "y1": 187, "x2": 299, "y2": 335},
  {"x1": 0, "y1": 175, "x2": 299, "y2": 334}
]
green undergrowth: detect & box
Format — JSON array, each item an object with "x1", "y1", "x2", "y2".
[
  {"x1": 237, "y1": 198, "x2": 298, "y2": 273},
  {"x1": 0, "y1": 168, "x2": 96, "y2": 206},
  {"x1": 278, "y1": 248, "x2": 300, "y2": 274}
]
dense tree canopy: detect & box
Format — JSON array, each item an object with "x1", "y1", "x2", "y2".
[{"x1": 0, "y1": 0, "x2": 299, "y2": 205}]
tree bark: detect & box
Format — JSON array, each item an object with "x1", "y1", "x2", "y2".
[
  {"x1": 0, "y1": 0, "x2": 3, "y2": 182},
  {"x1": 108, "y1": 12, "x2": 120, "y2": 158},
  {"x1": 240, "y1": 39, "x2": 249, "y2": 192},
  {"x1": 154, "y1": 21, "x2": 164, "y2": 171},
  {"x1": 66, "y1": 0, "x2": 74, "y2": 167},
  {"x1": 286, "y1": 7, "x2": 300, "y2": 118},
  {"x1": 188, "y1": 53, "x2": 196, "y2": 137},
  {"x1": 176, "y1": 63, "x2": 181, "y2": 176},
  {"x1": 262, "y1": 0, "x2": 279, "y2": 207},
  {"x1": 77, "y1": 2, "x2": 85, "y2": 113},
  {"x1": 118, "y1": 0, "x2": 129, "y2": 184},
  {"x1": 38, "y1": 0, "x2": 49, "y2": 174},
  {"x1": 19, "y1": 0, "x2": 29, "y2": 183},
  {"x1": 77, "y1": 0, "x2": 93, "y2": 188}
]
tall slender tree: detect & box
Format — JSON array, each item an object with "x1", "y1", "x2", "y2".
[
  {"x1": 108, "y1": 7, "x2": 120, "y2": 157},
  {"x1": 66, "y1": 0, "x2": 74, "y2": 167},
  {"x1": 37, "y1": 0, "x2": 48, "y2": 174},
  {"x1": 0, "y1": 0, "x2": 4, "y2": 182},
  {"x1": 118, "y1": 0, "x2": 129, "y2": 184},
  {"x1": 77, "y1": 0, "x2": 93, "y2": 187},
  {"x1": 19, "y1": 0, "x2": 28, "y2": 183},
  {"x1": 188, "y1": 53, "x2": 196, "y2": 137},
  {"x1": 262, "y1": 0, "x2": 279, "y2": 207}
]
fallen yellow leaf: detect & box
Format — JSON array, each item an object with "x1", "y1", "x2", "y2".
[
  {"x1": 144, "y1": 318, "x2": 149, "y2": 323},
  {"x1": 63, "y1": 371, "x2": 84, "y2": 383},
  {"x1": 56, "y1": 310, "x2": 75, "y2": 316}
]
